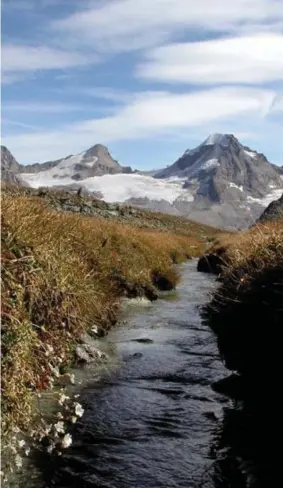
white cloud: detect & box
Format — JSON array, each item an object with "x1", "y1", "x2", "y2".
[
  {"x1": 53, "y1": 0, "x2": 283, "y2": 52},
  {"x1": 1, "y1": 44, "x2": 93, "y2": 83},
  {"x1": 4, "y1": 86, "x2": 276, "y2": 163},
  {"x1": 137, "y1": 34, "x2": 283, "y2": 84}
]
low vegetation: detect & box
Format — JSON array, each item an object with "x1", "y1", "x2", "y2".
[
  {"x1": 202, "y1": 220, "x2": 283, "y2": 388},
  {"x1": 1, "y1": 187, "x2": 219, "y2": 439}
]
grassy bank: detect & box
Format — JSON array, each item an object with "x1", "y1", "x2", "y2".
[
  {"x1": 202, "y1": 221, "x2": 283, "y2": 383},
  {"x1": 1, "y1": 188, "x2": 219, "y2": 440}
]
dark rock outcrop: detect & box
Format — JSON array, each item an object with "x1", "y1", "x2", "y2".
[
  {"x1": 197, "y1": 247, "x2": 228, "y2": 274},
  {"x1": 258, "y1": 192, "x2": 283, "y2": 222}
]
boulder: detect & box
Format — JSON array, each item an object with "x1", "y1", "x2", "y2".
[{"x1": 197, "y1": 248, "x2": 227, "y2": 274}]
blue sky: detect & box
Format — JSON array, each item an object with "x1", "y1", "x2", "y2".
[{"x1": 2, "y1": 0, "x2": 283, "y2": 168}]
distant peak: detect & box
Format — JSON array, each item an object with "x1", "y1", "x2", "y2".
[
  {"x1": 202, "y1": 133, "x2": 235, "y2": 146},
  {"x1": 182, "y1": 133, "x2": 236, "y2": 158},
  {"x1": 89, "y1": 143, "x2": 109, "y2": 151}
]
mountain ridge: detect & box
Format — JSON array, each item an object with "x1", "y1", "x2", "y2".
[{"x1": 1, "y1": 134, "x2": 282, "y2": 230}]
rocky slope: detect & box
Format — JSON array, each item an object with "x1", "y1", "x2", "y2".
[
  {"x1": 2, "y1": 135, "x2": 283, "y2": 230},
  {"x1": 2, "y1": 183, "x2": 219, "y2": 240},
  {"x1": 1, "y1": 146, "x2": 25, "y2": 186}
]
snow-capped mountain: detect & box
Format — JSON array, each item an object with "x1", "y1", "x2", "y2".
[
  {"x1": 155, "y1": 133, "x2": 281, "y2": 200},
  {"x1": 2, "y1": 134, "x2": 283, "y2": 230}
]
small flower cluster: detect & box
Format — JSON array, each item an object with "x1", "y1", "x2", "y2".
[
  {"x1": 37, "y1": 391, "x2": 85, "y2": 455},
  {"x1": 1, "y1": 427, "x2": 31, "y2": 483}
]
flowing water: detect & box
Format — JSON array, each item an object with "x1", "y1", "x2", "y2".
[{"x1": 39, "y1": 261, "x2": 238, "y2": 488}]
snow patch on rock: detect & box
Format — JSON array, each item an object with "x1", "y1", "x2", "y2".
[
  {"x1": 244, "y1": 150, "x2": 257, "y2": 159},
  {"x1": 200, "y1": 158, "x2": 220, "y2": 170},
  {"x1": 229, "y1": 182, "x2": 244, "y2": 191},
  {"x1": 247, "y1": 188, "x2": 283, "y2": 207}
]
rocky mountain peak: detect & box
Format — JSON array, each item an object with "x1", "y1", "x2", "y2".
[
  {"x1": 1, "y1": 145, "x2": 21, "y2": 171},
  {"x1": 1, "y1": 146, "x2": 24, "y2": 185},
  {"x1": 202, "y1": 133, "x2": 235, "y2": 147},
  {"x1": 81, "y1": 144, "x2": 121, "y2": 171},
  {"x1": 1, "y1": 143, "x2": 133, "y2": 185}
]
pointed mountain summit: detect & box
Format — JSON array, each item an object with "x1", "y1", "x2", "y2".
[
  {"x1": 15, "y1": 143, "x2": 133, "y2": 187},
  {"x1": 155, "y1": 133, "x2": 282, "y2": 204}
]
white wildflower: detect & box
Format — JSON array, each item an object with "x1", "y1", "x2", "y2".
[
  {"x1": 18, "y1": 440, "x2": 25, "y2": 448},
  {"x1": 69, "y1": 374, "x2": 75, "y2": 384},
  {"x1": 74, "y1": 394, "x2": 80, "y2": 399},
  {"x1": 45, "y1": 425, "x2": 52, "y2": 435},
  {"x1": 47, "y1": 443, "x2": 55, "y2": 454},
  {"x1": 58, "y1": 393, "x2": 70, "y2": 406},
  {"x1": 45, "y1": 344, "x2": 54, "y2": 357},
  {"x1": 38, "y1": 432, "x2": 45, "y2": 441},
  {"x1": 71, "y1": 416, "x2": 77, "y2": 424},
  {"x1": 74, "y1": 402, "x2": 84, "y2": 418},
  {"x1": 54, "y1": 421, "x2": 65, "y2": 434},
  {"x1": 15, "y1": 455, "x2": 22, "y2": 469},
  {"x1": 25, "y1": 448, "x2": 30, "y2": 456},
  {"x1": 56, "y1": 412, "x2": 64, "y2": 420},
  {"x1": 61, "y1": 434, "x2": 72, "y2": 449},
  {"x1": 51, "y1": 366, "x2": 60, "y2": 378}
]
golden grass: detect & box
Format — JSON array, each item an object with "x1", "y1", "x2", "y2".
[{"x1": 1, "y1": 192, "x2": 217, "y2": 436}]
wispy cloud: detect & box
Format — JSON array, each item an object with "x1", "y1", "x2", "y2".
[
  {"x1": 1, "y1": 44, "x2": 95, "y2": 84},
  {"x1": 3, "y1": 86, "x2": 276, "y2": 163},
  {"x1": 53, "y1": 0, "x2": 283, "y2": 53},
  {"x1": 137, "y1": 33, "x2": 283, "y2": 85}
]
